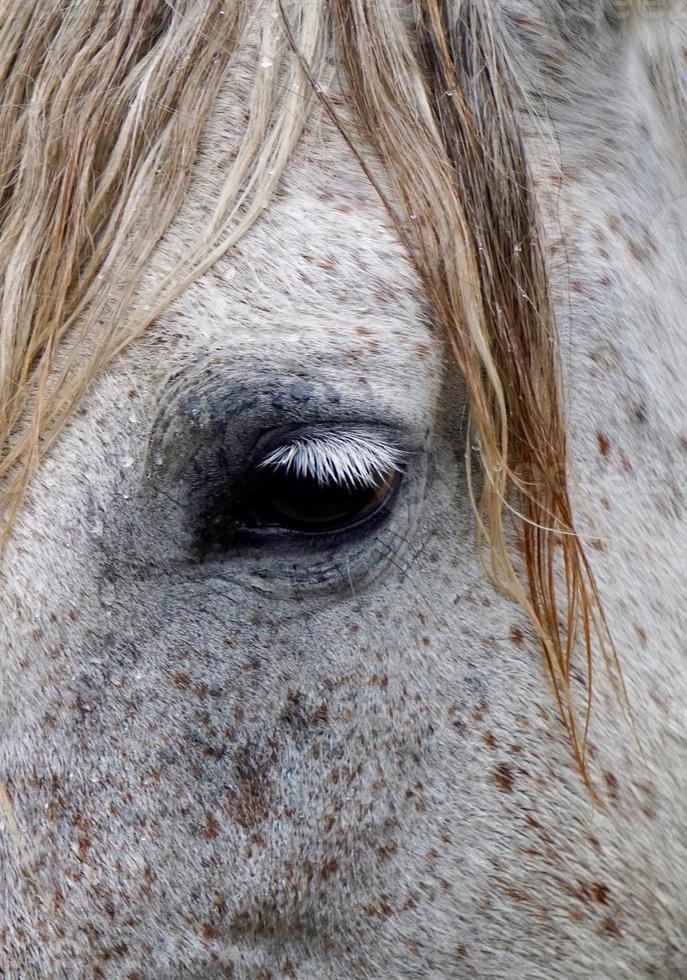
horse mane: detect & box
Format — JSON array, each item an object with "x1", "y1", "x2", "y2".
[{"x1": 0, "y1": 0, "x2": 628, "y2": 787}]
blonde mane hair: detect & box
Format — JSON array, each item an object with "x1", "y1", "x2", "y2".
[{"x1": 0, "y1": 0, "x2": 624, "y2": 786}]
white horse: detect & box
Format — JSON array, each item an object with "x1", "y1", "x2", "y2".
[{"x1": 1, "y1": 1, "x2": 686, "y2": 976}]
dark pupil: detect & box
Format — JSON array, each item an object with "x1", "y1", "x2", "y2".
[{"x1": 253, "y1": 469, "x2": 389, "y2": 533}]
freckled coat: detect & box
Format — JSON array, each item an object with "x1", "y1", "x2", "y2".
[{"x1": 2, "y1": 1, "x2": 687, "y2": 978}]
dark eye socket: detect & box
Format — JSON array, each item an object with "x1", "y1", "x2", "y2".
[{"x1": 248, "y1": 467, "x2": 400, "y2": 534}]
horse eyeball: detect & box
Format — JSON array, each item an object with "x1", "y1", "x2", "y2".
[{"x1": 249, "y1": 467, "x2": 400, "y2": 534}]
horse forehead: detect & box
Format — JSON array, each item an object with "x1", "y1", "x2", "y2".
[{"x1": 148, "y1": 106, "x2": 434, "y2": 365}]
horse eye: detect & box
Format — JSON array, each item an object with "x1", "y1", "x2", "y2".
[{"x1": 247, "y1": 467, "x2": 401, "y2": 534}]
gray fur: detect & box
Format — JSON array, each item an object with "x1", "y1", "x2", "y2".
[{"x1": 2, "y1": 2, "x2": 687, "y2": 977}]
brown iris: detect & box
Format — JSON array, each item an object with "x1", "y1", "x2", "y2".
[{"x1": 250, "y1": 467, "x2": 400, "y2": 534}]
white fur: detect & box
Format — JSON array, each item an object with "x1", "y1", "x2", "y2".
[{"x1": 2, "y1": 3, "x2": 687, "y2": 978}]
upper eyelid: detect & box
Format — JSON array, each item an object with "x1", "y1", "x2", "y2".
[{"x1": 257, "y1": 429, "x2": 406, "y2": 489}]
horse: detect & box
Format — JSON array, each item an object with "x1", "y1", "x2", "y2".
[{"x1": 1, "y1": 0, "x2": 686, "y2": 976}]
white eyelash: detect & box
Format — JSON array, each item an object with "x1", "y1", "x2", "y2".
[{"x1": 258, "y1": 430, "x2": 405, "y2": 489}]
